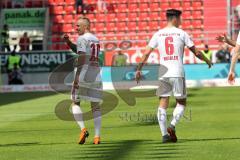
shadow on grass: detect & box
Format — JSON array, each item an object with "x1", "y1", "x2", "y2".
[
  {"x1": 70, "y1": 140, "x2": 182, "y2": 160},
  {"x1": 0, "y1": 142, "x2": 39, "y2": 147},
  {"x1": 180, "y1": 137, "x2": 240, "y2": 142},
  {"x1": 0, "y1": 142, "x2": 75, "y2": 147},
  {"x1": 0, "y1": 92, "x2": 57, "y2": 107}
]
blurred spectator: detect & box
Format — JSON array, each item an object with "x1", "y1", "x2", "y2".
[
  {"x1": 6, "y1": 49, "x2": 21, "y2": 84},
  {"x1": 76, "y1": 0, "x2": 84, "y2": 14},
  {"x1": 216, "y1": 44, "x2": 230, "y2": 63},
  {"x1": 202, "y1": 44, "x2": 213, "y2": 62},
  {"x1": 97, "y1": 0, "x2": 107, "y2": 12},
  {"x1": 1, "y1": 24, "x2": 10, "y2": 52},
  {"x1": 19, "y1": 32, "x2": 30, "y2": 51},
  {"x1": 112, "y1": 48, "x2": 128, "y2": 66},
  {"x1": 9, "y1": 63, "x2": 24, "y2": 85},
  {"x1": 107, "y1": 4, "x2": 115, "y2": 13}
]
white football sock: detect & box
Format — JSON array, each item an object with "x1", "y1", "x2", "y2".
[
  {"x1": 72, "y1": 104, "x2": 85, "y2": 130},
  {"x1": 157, "y1": 107, "x2": 168, "y2": 136},
  {"x1": 170, "y1": 103, "x2": 185, "y2": 127},
  {"x1": 92, "y1": 107, "x2": 101, "y2": 137}
]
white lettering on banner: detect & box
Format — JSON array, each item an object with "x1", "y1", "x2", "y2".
[
  {"x1": 40, "y1": 54, "x2": 49, "y2": 65},
  {"x1": 32, "y1": 54, "x2": 40, "y2": 65},
  {"x1": 21, "y1": 54, "x2": 67, "y2": 65},
  {"x1": 21, "y1": 54, "x2": 31, "y2": 64}
]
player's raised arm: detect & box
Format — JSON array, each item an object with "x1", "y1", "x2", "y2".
[
  {"x1": 189, "y1": 46, "x2": 213, "y2": 68},
  {"x1": 216, "y1": 33, "x2": 236, "y2": 47},
  {"x1": 135, "y1": 46, "x2": 154, "y2": 83},
  {"x1": 63, "y1": 34, "x2": 77, "y2": 53}
]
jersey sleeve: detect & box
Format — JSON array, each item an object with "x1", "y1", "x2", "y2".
[
  {"x1": 77, "y1": 36, "x2": 87, "y2": 53},
  {"x1": 183, "y1": 32, "x2": 194, "y2": 48},
  {"x1": 148, "y1": 33, "x2": 158, "y2": 49},
  {"x1": 236, "y1": 31, "x2": 240, "y2": 45}
]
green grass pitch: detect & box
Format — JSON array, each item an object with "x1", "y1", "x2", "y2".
[{"x1": 0, "y1": 87, "x2": 240, "y2": 160}]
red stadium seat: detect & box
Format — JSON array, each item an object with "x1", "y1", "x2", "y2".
[
  {"x1": 65, "y1": 0, "x2": 75, "y2": 5},
  {"x1": 106, "y1": 13, "x2": 116, "y2": 22},
  {"x1": 106, "y1": 22, "x2": 116, "y2": 32},
  {"x1": 96, "y1": 14, "x2": 106, "y2": 22},
  {"x1": 139, "y1": 12, "x2": 149, "y2": 21},
  {"x1": 48, "y1": 0, "x2": 55, "y2": 5},
  {"x1": 139, "y1": 3, "x2": 149, "y2": 12},
  {"x1": 54, "y1": 0, "x2": 64, "y2": 5},
  {"x1": 181, "y1": 20, "x2": 192, "y2": 29},
  {"x1": 53, "y1": 15, "x2": 64, "y2": 23},
  {"x1": 52, "y1": 25, "x2": 61, "y2": 33},
  {"x1": 64, "y1": 15, "x2": 74, "y2": 23},
  {"x1": 117, "y1": 22, "x2": 127, "y2": 31},
  {"x1": 151, "y1": 12, "x2": 159, "y2": 20},
  {"x1": 63, "y1": 24, "x2": 73, "y2": 32},
  {"x1": 117, "y1": 3, "x2": 128, "y2": 12},
  {"x1": 192, "y1": 10, "x2": 203, "y2": 19},
  {"x1": 129, "y1": 3, "x2": 138, "y2": 12},
  {"x1": 86, "y1": 14, "x2": 95, "y2": 20},
  {"x1": 171, "y1": 1, "x2": 181, "y2": 9},
  {"x1": 160, "y1": 12, "x2": 166, "y2": 20},
  {"x1": 192, "y1": 1, "x2": 203, "y2": 10},
  {"x1": 52, "y1": 35, "x2": 61, "y2": 43},
  {"x1": 95, "y1": 23, "x2": 105, "y2": 31},
  {"x1": 117, "y1": 13, "x2": 127, "y2": 21},
  {"x1": 138, "y1": 21, "x2": 149, "y2": 31},
  {"x1": 51, "y1": 6, "x2": 64, "y2": 14},
  {"x1": 182, "y1": 10, "x2": 192, "y2": 19},
  {"x1": 128, "y1": 12, "x2": 138, "y2": 21},
  {"x1": 65, "y1": 5, "x2": 75, "y2": 14},
  {"x1": 149, "y1": 2, "x2": 160, "y2": 12},
  {"x1": 160, "y1": 2, "x2": 170, "y2": 11},
  {"x1": 128, "y1": 21, "x2": 137, "y2": 31},
  {"x1": 182, "y1": 1, "x2": 191, "y2": 10},
  {"x1": 149, "y1": 21, "x2": 159, "y2": 30},
  {"x1": 192, "y1": 20, "x2": 203, "y2": 29}
]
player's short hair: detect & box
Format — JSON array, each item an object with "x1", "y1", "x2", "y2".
[
  {"x1": 166, "y1": 9, "x2": 182, "y2": 21},
  {"x1": 79, "y1": 17, "x2": 91, "y2": 29}
]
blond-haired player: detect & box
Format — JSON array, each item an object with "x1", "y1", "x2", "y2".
[{"x1": 64, "y1": 17, "x2": 102, "y2": 145}]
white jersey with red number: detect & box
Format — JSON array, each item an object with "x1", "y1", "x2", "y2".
[
  {"x1": 237, "y1": 31, "x2": 240, "y2": 45},
  {"x1": 77, "y1": 32, "x2": 100, "y2": 64},
  {"x1": 148, "y1": 27, "x2": 194, "y2": 78},
  {"x1": 76, "y1": 32, "x2": 102, "y2": 84}
]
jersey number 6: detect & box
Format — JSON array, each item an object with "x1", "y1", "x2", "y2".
[{"x1": 165, "y1": 37, "x2": 174, "y2": 55}]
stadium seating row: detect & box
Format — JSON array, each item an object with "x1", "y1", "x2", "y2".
[{"x1": 48, "y1": 0, "x2": 204, "y2": 50}]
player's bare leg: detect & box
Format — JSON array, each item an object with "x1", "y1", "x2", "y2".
[
  {"x1": 168, "y1": 98, "x2": 186, "y2": 142},
  {"x1": 91, "y1": 102, "x2": 101, "y2": 144},
  {"x1": 157, "y1": 97, "x2": 171, "y2": 143},
  {"x1": 72, "y1": 102, "x2": 89, "y2": 144}
]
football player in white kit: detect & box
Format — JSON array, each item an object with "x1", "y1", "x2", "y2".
[
  {"x1": 216, "y1": 31, "x2": 240, "y2": 84},
  {"x1": 64, "y1": 17, "x2": 102, "y2": 145},
  {"x1": 136, "y1": 9, "x2": 212, "y2": 143}
]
